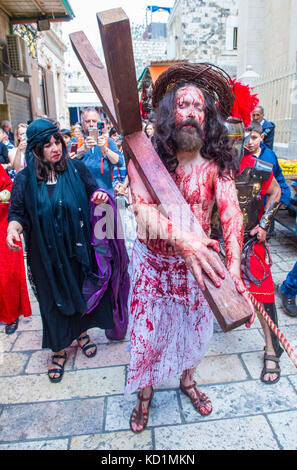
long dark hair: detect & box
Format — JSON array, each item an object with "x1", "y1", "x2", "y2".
[
  {"x1": 33, "y1": 132, "x2": 68, "y2": 181},
  {"x1": 154, "y1": 82, "x2": 236, "y2": 176}
]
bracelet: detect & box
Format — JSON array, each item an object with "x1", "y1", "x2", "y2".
[{"x1": 259, "y1": 201, "x2": 280, "y2": 231}]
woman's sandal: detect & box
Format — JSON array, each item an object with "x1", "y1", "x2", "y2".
[
  {"x1": 180, "y1": 380, "x2": 212, "y2": 416},
  {"x1": 130, "y1": 388, "x2": 154, "y2": 434},
  {"x1": 260, "y1": 348, "x2": 281, "y2": 385},
  {"x1": 48, "y1": 351, "x2": 67, "y2": 383},
  {"x1": 77, "y1": 334, "x2": 97, "y2": 358}
]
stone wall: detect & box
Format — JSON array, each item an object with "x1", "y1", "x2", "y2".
[
  {"x1": 133, "y1": 38, "x2": 168, "y2": 79},
  {"x1": 167, "y1": 0, "x2": 239, "y2": 76},
  {"x1": 237, "y1": 0, "x2": 297, "y2": 76},
  {"x1": 36, "y1": 24, "x2": 69, "y2": 127}
]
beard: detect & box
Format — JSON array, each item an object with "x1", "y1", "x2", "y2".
[{"x1": 174, "y1": 119, "x2": 204, "y2": 152}]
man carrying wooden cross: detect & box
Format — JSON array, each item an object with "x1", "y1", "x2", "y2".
[{"x1": 125, "y1": 62, "x2": 255, "y2": 433}]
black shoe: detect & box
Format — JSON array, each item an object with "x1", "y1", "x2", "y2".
[
  {"x1": 5, "y1": 318, "x2": 19, "y2": 335},
  {"x1": 277, "y1": 285, "x2": 297, "y2": 317}
]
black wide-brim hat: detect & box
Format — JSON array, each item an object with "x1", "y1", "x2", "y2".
[{"x1": 151, "y1": 62, "x2": 235, "y2": 119}]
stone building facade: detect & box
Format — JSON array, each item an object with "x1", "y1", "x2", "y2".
[
  {"x1": 0, "y1": 9, "x2": 70, "y2": 131},
  {"x1": 237, "y1": 0, "x2": 297, "y2": 77},
  {"x1": 33, "y1": 23, "x2": 69, "y2": 127},
  {"x1": 131, "y1": 24, "x2": 168, "y2": 79},
  {"x1": 237, "y1": 0, "x2": 297, "y2": 156},
  {"x1": 0, "y1": 10, "x2": 32, "y2": 128},
  {"x1": 167, "y1": 0, "x2": 239, "y2": 77}
]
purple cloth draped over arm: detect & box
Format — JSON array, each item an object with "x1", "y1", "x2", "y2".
[{"x1": 82, "y1": 190, "x2": 130, "y2": 340}]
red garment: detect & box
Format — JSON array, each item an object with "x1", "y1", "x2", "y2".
[
  {"x1": 239, "y1": 155, "x2": 275, "y2": 303},
  {"x1": 0, "y1": 166, "x2": 31, "y2": 324}
]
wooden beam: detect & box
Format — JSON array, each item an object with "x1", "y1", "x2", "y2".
[
  {"x1": 69, "y1": 31, "x2": 118, "y2": 129},
  {"x1": 97, "y1": 9, "x2": 142, "y2": 136}
]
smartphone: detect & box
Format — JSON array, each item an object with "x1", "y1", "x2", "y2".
[
  {"x1": 88, "y1": 127, "x2": 99, "y2": 139},
  {"x1": 97, "y1": 121, "x2": 105, "y2": 136},
  {"x1": 70, "y1": 143, "x2": 78, "y2": 153}
]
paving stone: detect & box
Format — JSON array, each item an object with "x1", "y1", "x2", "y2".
[
  {"x1": 74, "y1": 341, "x2": 130, "y2": 369},
  {"x1": 207, "y1": 328, "x2": 264, "y2": 355},
  {"x1": 154, "y1": 415, "x2": 280, "y2": 450},
  {"x1": 267, "y1": 411, "x2": 297, "y2": 450},
  {"x1": 105, "y1": 390, "x2": 181, "y2": 432},
  {"x1": 276, "y1": 308, "x2": 297, "y2": 328},
  {"x1": 70, "y1": 327, "x2": 120, "y2": 347},
  {"x1": 271, "y1": 264, "x2": 286, "y2": 274},
  {"x1": 17, "y1": 316, "x2": 42, "y2": 332},
  {"x1": 0, "y1": 398, "x2": 104, "y2": 441},
  {"x1": 277, "y1": 261, "x2": 297, "y2": 272},
  {"x1": 288, "y1": 374, "x2": 297, "y2": 392},
  {"x1": 0, "y1": 352, "x2": 28, "y2": 377},
  {"x1": 0, "y1": 332, "x2": 17, "y2": 353},
  {"x1": 180, "y1": 378, "x2": 297, "y2": 423},
  {"x1": 12, "y1": 330, "x2": 42, "y2": 352},
  {"x1": 0, "y1": 439, "x2": 69, "y2": 450},
  {"x1": 0, "y1": 367, "x2": 125, "y2": 404},
  {"x1": 25, "y1": 347, "x2": 76, "y2": 374},
  {"x1": 153, "y1": 354, "x2": 248, "y2": 389},
  {"x1": 70, "y1": 430, "x2": 152, "y2": 450},
  {"x1": 241, "y1": 348, "x2": 297, "y2": 380},
  {"x1": 194, "y1": 354, "x2": 248, "y2": 384}
]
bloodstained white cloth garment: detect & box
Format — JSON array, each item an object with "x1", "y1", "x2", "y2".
[{"x1": 125, "y1": 239, "x2": 214, "y2": 395}]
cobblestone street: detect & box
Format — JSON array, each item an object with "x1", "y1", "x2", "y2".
[{"x1": 0, "y1": 225, "x2": 297, "y2": 451}]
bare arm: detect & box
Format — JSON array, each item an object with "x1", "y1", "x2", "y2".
[
  {"x1": 98, "y1": 136, "x2": 119, "y2": 164},
  {"x1": 215, "y1": 175, "x2": 243, "y2": 278},
  {"x1": 12, "y1": 143, "x2": 26, "y2": 172},
  {"x1": 250, "y1": 176, "x2": 281, "y2": 242}
]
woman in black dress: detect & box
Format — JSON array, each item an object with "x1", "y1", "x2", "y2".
[{"x1": 6, "y1": 119, "x2": 115, "y2": 383}]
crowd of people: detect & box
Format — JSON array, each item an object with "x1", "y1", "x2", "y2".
[{"x1": 1, "y1": 64, "x2": 297, "y2": 434}]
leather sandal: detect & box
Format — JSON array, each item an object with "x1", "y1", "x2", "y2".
[
  {"x1": 77, "y1": 334, "x2": 97, "y2": 358},
  {"x1": 180, "y1": 380, "x2": 212, "y2": 416},
  {"x1": 48, "y1": 351, "x2": 67, "y2": 383},
  {"x1": 130, "y1": 388, "x2": 154, "y2": 434},
  {"x1": 261, "y1": 349, "x2": 281, "y2": 385}
]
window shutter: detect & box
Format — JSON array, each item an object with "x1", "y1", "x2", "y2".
[
  {"x1": 44, "y1": 69, "x2": 57, "y2": 119},
  {"x1": 29, "y1": 58, "x2": 43, "y2": 118}
]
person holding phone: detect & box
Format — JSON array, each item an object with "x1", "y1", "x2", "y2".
[
  {"x1": 10, "y1": 123, "x2": 28, "y2": 173},
  {"x1": 76, "y1": 108, "x2": 124, "y2": 196}
]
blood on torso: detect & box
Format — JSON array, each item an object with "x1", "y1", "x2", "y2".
[{"x1": 143, "y1": 159, "x2": 219, "y2": 255}]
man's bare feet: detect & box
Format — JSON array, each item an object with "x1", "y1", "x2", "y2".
[{"x1": 180, "y1": 369, "x2": 212, "y2": 415}]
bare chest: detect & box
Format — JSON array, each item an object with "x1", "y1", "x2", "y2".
[{"x1": 173, "y1": 161, "x2": 217, "y2": 208}]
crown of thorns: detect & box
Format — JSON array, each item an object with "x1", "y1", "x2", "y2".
[{"x1": 151, "y1": 62, "x2": 235, "y2": 119}]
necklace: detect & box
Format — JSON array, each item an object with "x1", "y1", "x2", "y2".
[{"x1": 47, "y1": 169, "x2": 57, "y2": 185}]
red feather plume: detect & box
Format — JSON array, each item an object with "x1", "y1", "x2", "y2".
[{"x1": 230, "y1": 79, "x2": 259, "y2": 128}]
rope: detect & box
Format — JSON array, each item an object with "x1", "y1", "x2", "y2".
[{"x1": 248, "y1": 292, "x2": 297, "y2": 369}]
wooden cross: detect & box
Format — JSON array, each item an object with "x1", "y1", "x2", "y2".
[{"x1": 69, "y1": 8, "x2": 252, "y2": 332}]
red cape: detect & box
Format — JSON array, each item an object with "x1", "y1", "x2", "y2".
[{"x1": 0, "y1": 166, "x2": 31, "y2": 324}]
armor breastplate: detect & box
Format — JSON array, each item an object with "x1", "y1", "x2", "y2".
[{"x1": 211, "y1": 159, "x2": 273, "y2": 242}]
